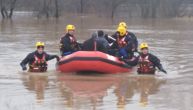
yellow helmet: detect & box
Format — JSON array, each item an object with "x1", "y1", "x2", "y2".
[
  {"x1": 119, "y1": 22, "x2": 127, "y2": 29},
  {"x1": 140, "y1": 42, "x2": 148, "y2": 50},
  {"x1": 66, "y1": 24, "x2": 75, "y2": 32},
  {"x1": 36, "y1": 41, "x2": 45, "y2": 47},
  {"x1": 117, "y1": 26, "x2": 126, "y2": 37}
]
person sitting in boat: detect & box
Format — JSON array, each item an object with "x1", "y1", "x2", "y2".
[
  {"x1": 82, "y1": 30, "x2": 110, "y2": 53},
  {"x1": 20, "y1": 42, "x2": 60, "y2": 72},
  {"x1": 137, "y1": 42, "x2": 167, "y2": 74},
  {"x1": 60, "y1": 24, "x2": 81, "y2": 56},
  {"x1": 118, "y1": 22, "x2": 138, "y2": 52},
  {"x1": 106, "y1": 22, "x2": 138, "y2": 57},
  {"x1": 114, "y1": 26, "x2": 134, "y2": 59}
]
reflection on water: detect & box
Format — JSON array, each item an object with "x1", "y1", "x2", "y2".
[
  {"x1": 1, "y1": 16, "x2": 193, "y2": 110},
  {"x1": 58, "y1": 75, "x2": 115, "y2": 110},
  {"x1": 22, "y1": 74, "x2": 48, "y2": 102},
  {"x1": 19, "y1": 73, "x2": 166, "y2": 110},
  {"x1": 136, "y1": 76, "x2": 166, "y2": 106},
  {"x1": 115, "y1": 76, "x2": 166, "y2": 109}
]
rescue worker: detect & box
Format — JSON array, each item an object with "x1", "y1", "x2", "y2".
[
  {"x1": 82, "y1": 30, "x2": 110, "y2": 53},
  {"x1": 137, "y1": 42, "x2": 167, "y2": 74},
  {"x1": 106, "y1": 22, "x2": 138, "y2": 59},
  {"x1": 60, "y1": 24, "x2": 80, "y2": 56},
  {"x1": 118, "y1": 22, "x2": 138, "y2": 52},
  {"x1": 106, "y1": 22, "x2": 138, "y2": 52},
  {"x1": 115, "y1": 26, "x2": 133, "y2": 59},
  {"x1": 20, "y1": 42, "x2": 60, "y2": 72}
]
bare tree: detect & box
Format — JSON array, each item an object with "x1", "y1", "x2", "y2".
[
  {"x1": 36, "y1": 0, "x2": 50, "y2": 18},
  {"x1": 136, "y1": 0, "x2": 159, "y2": 18},
  {"x1": 54, "y1": 0, "x2": 59, "y2": 18},
  {"x1": 0, "y1": 0, "x2": 8, "y2": 18},
  {"x1": 0, "y1": 0, "x2": 17, "y2": 19},
  {"x1": 110, "y1": 0, "x2": 127, "y2": 19},
  {"x1": 35, "y1": 0, "x2": 62, "y2": 18},
  {"x1": 8, "y1": 0, "x2": 16, "y2": 18},
  {"x1": 1, "y1": 0, "x2": 193, "y2": 19},
  {"x1": 80, "y1": 0, "x2": 83, "y2": 14},
  {"x1": 150, "y1": 0, "x2": 160, "y2": 18},
  {"x1": 138, "y1": 0, "x2": 149, "y2": 18},
  {"x1": 158, "y1": 0, "x2": 185, "y2": 18}
]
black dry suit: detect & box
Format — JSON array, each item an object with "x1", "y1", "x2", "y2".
[
  {"x1": 126, "y1": 31, "x2": 138, "y2": 52},
  {"x1": 20, "y1": 51, "x2": 59, "y2": 72},
  {"x1": 137, "y1": 53, "x2": 167, "y2": 74},
  {"x1": 60, "y1": 33, "x2": 80, "y2": 56}
]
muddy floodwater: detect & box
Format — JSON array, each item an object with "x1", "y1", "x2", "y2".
[{"x1": 0, "y1": 15, "x2": 193, "y2": 110}]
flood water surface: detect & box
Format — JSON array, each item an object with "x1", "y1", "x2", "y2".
[{"x1": 0, "y1": 16, "x2": 193, "y2": 110}]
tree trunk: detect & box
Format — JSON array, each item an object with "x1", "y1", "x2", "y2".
[
  {"x1": 111, "y1": 1, "x2": 119, "y2": 19},
  {"x1": 1, "y1": 7, "x2": 9, "y2": 18},
  {"x1": 1, "y1": 8, "x2": 5, "y2": 18},
  {"x1": 54, "y1": 0, "x2": 59, "y2": 18},
  {"x1": 151, "y1": 0, "x2": 158, "y2": 18},
  {"x1": 43, "y1": 0, "x2": 49, "y2": 18},
  {"x1": 80, "y1": 0, "x2": 83, "y2": 14},
  {"x1": 0, "y1": 0, "x2": 16, "y2": 19},
  {"x1": 0, "y1": 0, "x2": 5, "y2": 18},
  {"x1": 8, "y1": 0, "x2": 17, "y2": 18},
  {"x1": 111, "y1": 7, "x2": 115, "y2": 19}
]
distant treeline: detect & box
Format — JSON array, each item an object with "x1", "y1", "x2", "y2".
[{"x1": 1, "y1": 0, "x2": 193, "y2": 19}]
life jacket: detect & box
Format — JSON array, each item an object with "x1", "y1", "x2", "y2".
[
  {"x1": 29, "y1": 54, "x2": 47, "y2": 72},
  {"x1": 60, "y1": 34, "x2": 77, "y2": 50},
  {"x1": 117, "y1": 36, "x2": 127, "y2": 48},
  {"x1": 67, "y1": 34, "x2": 76, "y2": 48},
  {"x1": 69, "y1": 35, "x2": 76, "y2": 43},
  {"x1": 137, "y1": 55, "x2": 155, "y2": 74}
]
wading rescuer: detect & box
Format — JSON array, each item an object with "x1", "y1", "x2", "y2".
[
  {"x1": 20, "y1": 42, "x2": 60, "y2": 72},
  {"x1": 60, "y1": 24, "x2": 81, "y2": 56},
  {"x1": 137, "y1": 42, "x2": 167, "y2": 74}
]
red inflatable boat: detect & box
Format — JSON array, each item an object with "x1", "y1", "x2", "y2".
[{"x1": 56, "y1": 51, "x2": 132, "y2": 74}]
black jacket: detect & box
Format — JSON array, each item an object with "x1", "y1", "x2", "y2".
[
  {"x1": 20, "y1": 51, "x2": 57, "y2": 67},
  {"x1": 127, "y1": 32, "x2": 138, "y2": 51},
  {"x1": 138, "y1": 53, "x2": 166, "y2": 72},
  {"x1": 121, "y1": 52, "x2": 166, "y2": 73},
  {"x1": 82, "y1": 32, "x2": 110, "y2": 53},
  {"x1": 60, "y1": 33, "x2": 78, "y2": 53}
]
